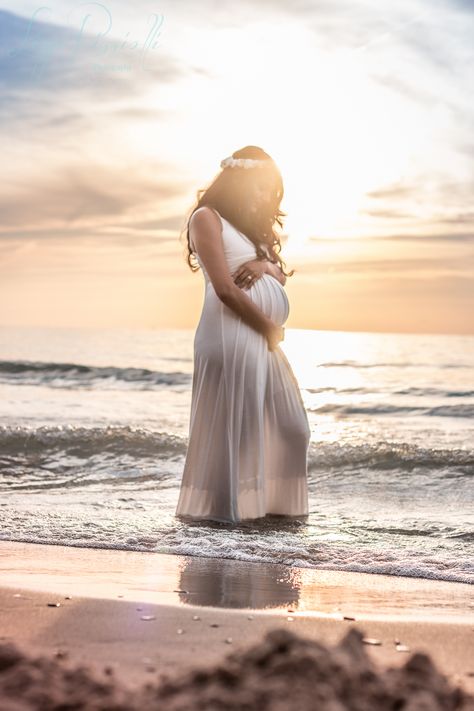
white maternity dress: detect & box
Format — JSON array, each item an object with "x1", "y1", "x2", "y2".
[{"x1": 175, "y1": 206, "x2": 310, "y2": 523}]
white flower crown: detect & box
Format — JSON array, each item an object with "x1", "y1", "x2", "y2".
[{"x1": 220, "y1": 156, "x2": 267, "y2": 169}]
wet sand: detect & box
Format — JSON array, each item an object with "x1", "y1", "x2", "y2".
[{"x1": 0, "y1": 540, "x2": 473, "y2": 708}]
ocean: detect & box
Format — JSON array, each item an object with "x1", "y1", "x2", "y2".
[{"x1": 0, "y1": 326, "x2": 472, "y2": 585}]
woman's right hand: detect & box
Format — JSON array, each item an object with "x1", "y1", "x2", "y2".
[
  {"x1": 264, "y1": 261, "x2": 286, "y2": 285},
  {"x1": 266, "y1": 323, "x2": 285, "y2": 351}
]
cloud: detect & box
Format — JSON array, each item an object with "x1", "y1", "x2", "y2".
[
  {"x1": 309, "y1": 232, "x2": 474, "y2": 243},
  {"x1": 444, "y1": 0, "x2": 474, "y2": 11},
  {"x1": 2, "y1": 2, "x2": 474, "y2": 249},
  {"x1": 0, "y1": 7, "x2": 204, "y2": 256},
  {"x1": 368, "y1": 73, "x2": 439, "y2": 107},
  {"x1": 365, "y1": 184, "x2": 419, "y2": 200},
  {"x1": 0, "y1": 8, "x2": 185, "y2": 126},
  {"x1": 0, "y1": 164, "x2": 188, "y2": 232},
  {"x1": 436, "y1": 212, "x2": 474, "y2": 225},
  {"x1": 361, "y1": 209, "x2": 418, "y2": 220},
  {"x1": 362, "y1": 175, "x2": 474, "y2": 230},
  {"x1": 293, "y1": 254, "x2": 473, "y2": 274}
]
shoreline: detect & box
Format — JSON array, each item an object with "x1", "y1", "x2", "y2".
[
  {"x1": 0, "y1": 540, "x2": 471, "y2": 621},
  {"x1": 1, "y1": 540, "x2": 473, "y2": 697}
]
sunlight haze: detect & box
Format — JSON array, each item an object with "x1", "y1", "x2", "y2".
[{"x1": 1, "y1": 0, "x2": 473, "y2": 334}]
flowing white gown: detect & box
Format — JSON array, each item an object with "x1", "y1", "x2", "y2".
[{"x1": 175, "y1": 206, "x2": 310, "y2": 523}]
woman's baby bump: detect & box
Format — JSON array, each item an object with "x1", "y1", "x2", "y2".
[{"x1": 246, "y1": 272, "x2": 289, "y2": 326}]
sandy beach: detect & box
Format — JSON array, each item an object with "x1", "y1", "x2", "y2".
[{"x1": 0, "y1": 540, "x2": 473, "y2": 709}]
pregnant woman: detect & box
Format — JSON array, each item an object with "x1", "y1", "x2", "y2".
[{"x1": 175, "y1": 145, "x2": 311, "y2": 524}]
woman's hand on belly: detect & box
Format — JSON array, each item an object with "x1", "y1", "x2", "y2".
[
  {"x1": 264, "y1": 261, "x2": 286, "y2": 285},
  {"x1": 232, "y1": 259, "x2": 267, "y2": 289},
  {"x1": 233, "y1": 258, "x2": 285, "y2": 289}
]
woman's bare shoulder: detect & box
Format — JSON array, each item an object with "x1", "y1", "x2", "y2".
[
  {"x1": 190, "y1": 205, "x2": 222, "y2": 228},
  {"x1": 189, "y1": 207, "x2": 223, "y2": 252}
]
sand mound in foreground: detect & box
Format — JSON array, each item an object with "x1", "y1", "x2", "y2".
[{"x1": 0, "y1": 626, "x2": 472, "y2": 710}]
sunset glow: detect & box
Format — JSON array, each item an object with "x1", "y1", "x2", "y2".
[{"x1": 0, "y1": 0, "x2": 473, "y2": 334}]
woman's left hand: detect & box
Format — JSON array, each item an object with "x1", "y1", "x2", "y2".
[{"x1": 233, "y1": 259, "x2": 268, "y2": 289}]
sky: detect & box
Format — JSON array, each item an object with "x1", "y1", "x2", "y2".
[{"x1": 0, "y1": 0, "x2": 473, "y2": 335}]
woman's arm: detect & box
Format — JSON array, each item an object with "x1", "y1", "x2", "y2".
[{"x1": 190, "y1": 207, "x2": 281, "y2": 344}]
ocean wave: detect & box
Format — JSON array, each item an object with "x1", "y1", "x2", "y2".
[
  {"x1": 307, "y1": 386, "x2": 474, "y2": 398},
  {"x1": 0, "y1": 424, "x2": 186, "y2": 459},
  {"x1": 394, "y1": 387, "x2": 474, "y2": 398},
  {"x1": 309, "y1": 440, "x2": 473, "y2": 471},
  {"x1": 1, "y1": 533, "x2": 470, "y2": 585},
  {"x1": 309, "y1": 402, "x2": 474, "y2": 418},
  {"x1": 155, "y1": 541, "x2": 474, "y2": 585},
  {"x1": 0, "y1": 360, "x2": 191, "y2": 389},
  {"x1": 0, "y1": 425, "x2": 472, "y2": 473},
  {"x1": 316, "y1": 360, "x2": 470, "y2": 369}
]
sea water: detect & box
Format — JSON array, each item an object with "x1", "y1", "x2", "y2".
[{"x1": 0, "y1": 326, "x2": 472, "y2": 584}]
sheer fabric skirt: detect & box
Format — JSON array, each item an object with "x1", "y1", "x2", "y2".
[{"x1": 175, "y1": 274, "x2": 311, "y2": 523}]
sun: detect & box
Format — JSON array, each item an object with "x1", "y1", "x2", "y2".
[{"x1": 138, "y1": 19, "x2": 428, "y2": 248}]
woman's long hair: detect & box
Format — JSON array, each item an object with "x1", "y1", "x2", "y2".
[{"x1": 180, "y1": 145, "x2": 295, "y2": 278}]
